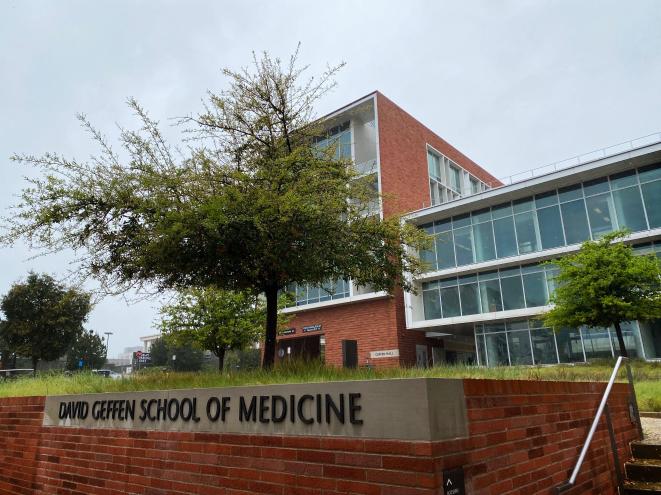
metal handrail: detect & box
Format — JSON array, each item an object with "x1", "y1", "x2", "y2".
[{"x1": 555, "y1": 356, "x2": 642, "y2": 493}]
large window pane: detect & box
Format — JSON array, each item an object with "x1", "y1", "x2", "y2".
[
  {"x1": 485, "y1": 333, "x2": 509, "y2": 366},
  {"x1": 453, "y1": 227, "x2": 474, "y2": 266},
  {"x1": 585, "y1": 193, "x2": 616, "y2": 238},
  {"x1": 459, "y1": 283, "x2": 480, "y2": 315},
  {"x1": 473, "y1": 222, "x2": 496, "y2": 262},
  {"x1": 493, "y1": 216, "x2": 518, "y2": 258},
  {"x1": 641, "y1": 181, "x2": 661, "y2": 228},
  {"x1": 612, "y1": 186, "x2": 648, "y2": 232},
  {"x1": 479, "y1": 279, "x2": 502, "y2": 312},
  {"x1": 514, "y1": 211, "x2": 540, "y2": 254},
  {"x1": 556, "y1": 327, "x2": 584, "y2": 363},
  {"x1": 531, "y1": 328, "x2": 558, "y2": 364},
  {"x1": 537, "y1": 205, "x2": 565, "y2": 249},
  {"x1": 582, "y1": 327, "x2": 613, "y2": 359},
  {"x1": 523, "y1": 272, "x2": 548, "y2": 307},
  {"x1": 561, "y1": 200, "x2": 591, "y2": 245},
  {"x1": 507, "y1": 330, "x2": 533, "y2": 365},
  {"x1": 475, "y1": 333, "x2": 487, "y2": 366},
  {"x1": 639, "y1": 320, "x2": 661, "y2": 359},
  {"x1": 440, "y1": 286, "x2": 461, "y2": 318},
  {"x1": 500, "y1": 276, "x2": 525, "y2": 310},
  {"x1": 610, "y1": 322, "x2": 642, "y2": 358},
  {"x1": 420, "y1": 242, "x2": 436, "y2": 271},
  {"x1": 435, "y1": 231, "x2": 456, "y2": 269},
  {"x1": 423, "y1": 289, "x2": 442, "y2": 320}
]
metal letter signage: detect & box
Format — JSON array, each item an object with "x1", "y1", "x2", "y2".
[
  {"x1": 43, "y1": 378, "x2": 469, "y2": 441},
  {"x1": 369, "y1": 349, "x2": 400, "y2": 359},
  {"x1": 302, "y1": 324, "x2": 322, "y2": 333}
]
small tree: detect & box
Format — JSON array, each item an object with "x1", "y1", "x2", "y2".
[
  {"x1": 148, "y1": 336, "x2": 203, "y2": 372},
  {"x1": 159, "y1": 288, "x2": 271, "y2": 371},
  {"x1": 544, "y1": 231, "x2": 661, "y2": 358},
  {"x1": 0, "y1": 273, "x2": 91, "y2": 374},
  {"x1": 66, "y1": 329, "x2": 107, "y2": 371},
  {"x1": 4, "y1": 48, "x2": 427, "y2": 369}
]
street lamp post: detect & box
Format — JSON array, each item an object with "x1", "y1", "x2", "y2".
[{"x1": 104, "y1": 332, "x2": 113, "y2": 357}]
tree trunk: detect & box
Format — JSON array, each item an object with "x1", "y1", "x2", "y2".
[
  {"x1": 613, "y1": 321, "x2": 629, "y2": 358},
  {"x1": 262, "y1": 285, "x2": 279, "y2": 369},
  {"x1": 217, "y1": 347, "x2": 226, "y2": 372},
  {"x1": 32, "y1": 356, "x2": 38, "y2": 377}
]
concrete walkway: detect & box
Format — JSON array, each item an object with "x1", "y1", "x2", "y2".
[{"x1": 642, "y1": 416, "x2": 661, "y2": 443}]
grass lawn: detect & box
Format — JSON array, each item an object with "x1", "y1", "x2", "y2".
[{"x1": 1, "y1": 360, "x2": 659, "y2": 411}]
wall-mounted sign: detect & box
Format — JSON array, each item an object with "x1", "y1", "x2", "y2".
[
  {"x1": 369, "y1": 349, "x2": 400, "y2": 359},
  {"x1": 302, "y1": 324, "x2": 322, "y2": 333},
  {"x1": 42, "y1": 378, "x2": 468, "y2": 441},
  {"x1": 133, "y1": 351, "x2": 151, "y2": 364},
  {"x1": 281, "y1": 328, "x2": 296, "y2": 335},
  {"x1": 443, "y1": 467, "x2": 465, "y2": 495}
]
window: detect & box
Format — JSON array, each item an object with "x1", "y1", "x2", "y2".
[
  {"x1": 427, "y1": 149, "x2": 485, "y2": 206},
  {"x1": 537, "y1": 205, "x2": 565, "y2": 249},
  {"x1": 449, "y1": 166, "x2": 462, "y2": 193},
  {"x1": 560, "y1": 200, "x2": 591, "y2": 245},
  {"x1": 470, "y1": 177, "x2": 480, "y2": 194},
  {"x1": 585, "y1": 193, "x2": 616, "y2": 238},
  {"x1": 612, "y1": 186, "x2": 648, "y2": 232}
]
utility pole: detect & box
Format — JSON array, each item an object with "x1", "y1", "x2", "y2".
[{"x1": 104, "y1": 332, "x2": 113, "y2": 357}]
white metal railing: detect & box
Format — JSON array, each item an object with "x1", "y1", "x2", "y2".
[
  {"x1": 555, "y1": 356, "x2": 643, "y2": 493},
  {"x1": 490, "y1": 132, "x2": 661, "y2": 189}
]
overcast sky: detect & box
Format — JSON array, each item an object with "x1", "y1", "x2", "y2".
[{"x1": 1, "y1": 0, "x2": 660, "y2": 357}]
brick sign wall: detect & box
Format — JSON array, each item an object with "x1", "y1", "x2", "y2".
[{"x1": 0, "y1": 379, "x2": 639, "y2": 495}]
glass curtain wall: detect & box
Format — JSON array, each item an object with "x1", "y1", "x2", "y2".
[
  {"x1": 285, "y1": 279, "x2": 350, "y2": 307},
  {"x1": 419, "y1": 162, "x2": 661, "y2": 272},
  {"x1": 475, "y1": 319, "x2": 647, "y2": 366},
  {"x1": 422, "y1": 263, "x2": 554, "y2": 320},
  {"x1": 427, "y1": 150, "x2": 487, "y2": 206}
]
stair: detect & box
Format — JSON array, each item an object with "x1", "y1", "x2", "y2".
[{"x1": 621, "y1": 442, "x2": 661, "y2": 494}]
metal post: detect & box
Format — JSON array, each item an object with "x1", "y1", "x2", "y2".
[
  {"x1": 625, "y1": 361, "x2": 644, "y2": 439},
  {"x1": 604, "y1": 403, "x2": 623, "y2": 490}
]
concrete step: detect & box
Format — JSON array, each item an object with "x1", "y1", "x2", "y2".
[
  {"x1": 626, "y1": 459, "x2": 661, "y2": 483},
  {"x1": 632, "y1": 442, "x2": 661, "y2": 461},
  {"x1": 621, "y1": 481, "x2": 661, "y2": 495}
]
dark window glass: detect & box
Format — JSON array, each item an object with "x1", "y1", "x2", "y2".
[
  {"x1": 513, "y1": 197, "x2": 534, "y2": 214},
  {"x1": 537, "y1": 205, "x2": 565, "y2": 249},
  {"x1": 452, "y1": 213, "x2": 471, "y2": 229},
  {"x1": 531, "y1": 328, "x2": 558, "y2": 364},
  {"x1": 556, "y1": 327, "x2": 584, "y2": 363},
  {"x1": 583, "y1": 327, "x2": 613, "y2": 359},
  {"x1": 514, "y1": 211, "x2": 540, "y2": 254},
  {"x1": 475, "y1": 334, "x2": 487, "y2": 366},
  {"x1": 523, "y1": 272, "x2": 548, "y2": 307},
  {"x1": 641, "y1": 180, "x2": 661, "y2": 228},
  {"x1": 638, "y1": 163, "x2": 661, "y2": 183},
  {"x1": 472, "y1": 208, "x2": 492, "y2": 223},
  {"x1": 423, "y1": 289, "x2": 442, "y2": 320},
  {"x1": 583, "y1": 177, "x2": 610, "y2": 196},
  {"x1": 435, "y1": 231, "x2": 456, "y2": 269},
  {"x1": 459, "y1": 283, "x2": 480, "y2": 315},
  {"x1": 492, "y1": 202, "x2": 513, "y2": 219},
  {"x1": 440, "y1": 286, "x2": 461, "y2": 318},
  {"x1": 586, "y1": 193, "x2": 616, "y2": 238},
  {"x1": 453, "y1": 227, "x2": 474, "y2": 266},
  {"x1": 535, "y1": 191, "x2": 558, "y2": 208},
  {"x1": 479, "y1": 279, "x2": 502, "y2": 312},
  {"x1": 558, "y1": 184, "x2": 583, "y2": 202},
  {"x1": 612, "y1": 186, "x2": 648, "y2": 232},
  {"x1": 485, "y1": 333, "x2": 509, "y2": 366},
  {"x1": 434, "y1": 218, "x2": 452, "y2": 233},
  {"x1": 508, "y1": 330, "x2": 533, "y2": 365},
  {"x1": 500, "y1": 276, "x2": 525, "y2": 310},
  {"x1": 473, "y1": 222, "x2": 496, "y2": 262},
  {"x1": 610, "y1": 170, "x2": 637, "y2": 189},
  {"x1": 493, "y1": 217, "x2": 518, "y2": 258},
  {"x1": 560, "y1": 200, "x2": 591, "y2": 244},
  {"x1": 420, "y1": 242, "x2": 437, "y2": 271}
]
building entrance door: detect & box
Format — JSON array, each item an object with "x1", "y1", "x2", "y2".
[
  {"x1": 416, "y1": 345, "x2": 429, "y2": 368},
  {"x1": 277, "y1": 335, "x2": 322, "y2": 362}
]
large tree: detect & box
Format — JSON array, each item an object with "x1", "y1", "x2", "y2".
[
  {"x1": 4, "y1": 48, "x2": 426, "y2": 368},
  {"x1": 66, "y1": 329, "x2": 107, "y2": 371},
  {"x1": 544, "y1": 231, "x2": 661, "y2": 358},
  {"x1": 159, "y1": 288, "x2": 278, "y2": 371},
  {"x1": 0, "y1": 273, "x2": 91, "y2": 373}
]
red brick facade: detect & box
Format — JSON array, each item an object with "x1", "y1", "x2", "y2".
[
  {"x1": 281, "y1": 92, "x2": 501, "y2": 368},
  {"x1": 0, "y1": 380, "x2": 638, "y2": 494}
]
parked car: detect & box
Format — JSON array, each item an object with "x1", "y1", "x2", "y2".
[{"x1": 92, "y1": 369, "x2": 122, "y2": 380}]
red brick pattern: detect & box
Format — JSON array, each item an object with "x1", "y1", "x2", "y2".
[{"x1": 0, "y1": 380, "x2": 639, "y2": 494}]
